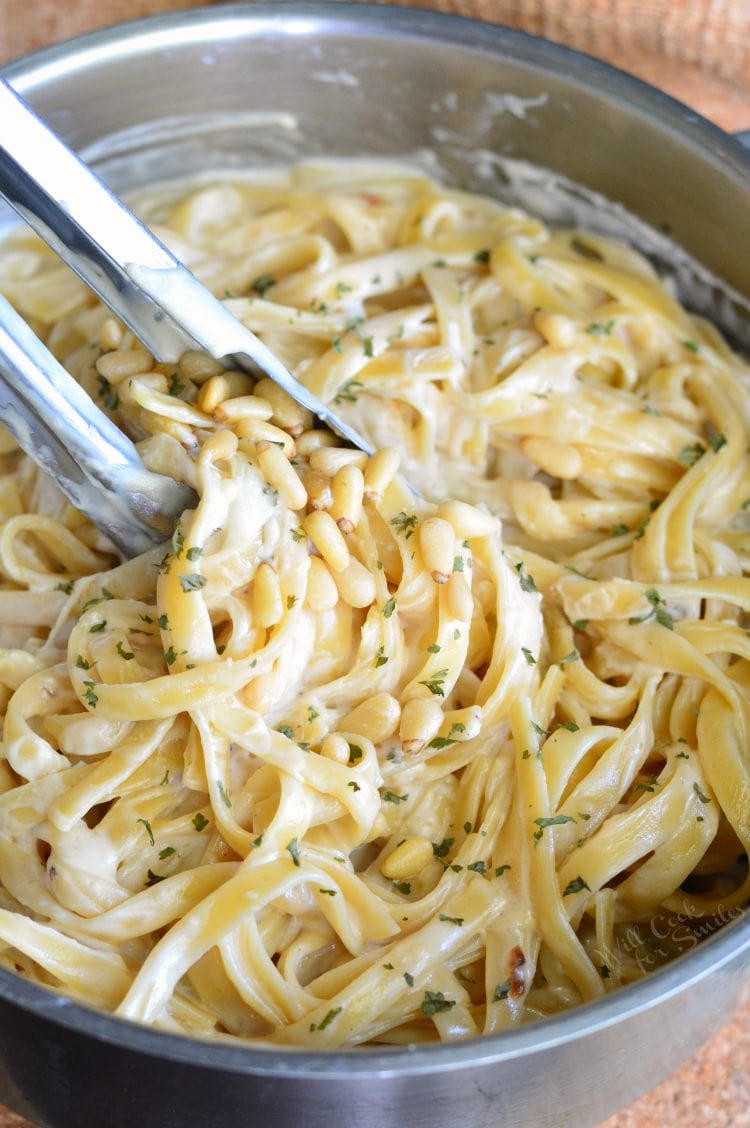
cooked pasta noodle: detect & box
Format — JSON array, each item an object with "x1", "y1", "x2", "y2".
[{"x1": 0, "y1": 162, "x2": 748, "y2": 1046}]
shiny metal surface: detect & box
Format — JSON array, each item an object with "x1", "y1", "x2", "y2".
[
  {"x1": 0, "y1": 293, "x2": 194, "y2": 555},
  {"x1": 0, "y1": 5, "x2": 749, "y2": 1128},
  {"x1": 0, "y1": 78, "x2": 373, "y2": 455}
]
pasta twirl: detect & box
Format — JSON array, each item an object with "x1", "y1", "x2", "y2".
[{"x1": 0, "y1": 162, "x2": 748, "y2": 1046}]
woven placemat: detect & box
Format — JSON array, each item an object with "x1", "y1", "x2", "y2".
[{"x1": 3, "y1": 0, "x2": 750, "y2": 129}]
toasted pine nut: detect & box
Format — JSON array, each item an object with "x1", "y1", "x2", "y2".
[
  {"x1": 178, "y1": 351, "x2": 225, "y2": 384},
  {"x1": 436, "y1": 500, "x2": 499, "y2": 539},
  {"x1": 254, "y1": 378, "x2": 313, "y2": 437},
  {"x1": 303, "y1": 469, "x2": 332, "y2": 511},
  {"x1": 235, "y1": 419, "x2": 296, "y2": 457},
  {"x1": 213, "y1": 395, "x2": 274, "y2": 424},
  {"x1": 333, "y1": 556, "x2": 377, "y2": 608},
  {"x1": 309, "y1": 447, "x2": 369, "y2": 477},
  {"x1": 201, "y1": 429, "x2": 238, "y2": 462},
  {"x1": 306, "y1": 555, "x2": 339, "y2": 611},
  {"x1": 240, "y1": 670, "x2": 282, "y2": 714},
  {"x1": 381, "y1": 836, "x2": 433, "y2": 880},
  {"x1": 256, "y1": 441, "x2": 307, "y2": 511},
  {"x1": 296, "y1": 429, "x2": 339, "y2": 458},
  {"x1": 445, "y1": 572, "x2": 473, "y2": 621},
  {"x1": 253, "y1": 563, "x2": 284, "y2": 628},
  {"x1": 197, "y1": 371, "x2": 257, "y2": 414},
  {"x1": 303, "y1": 511, "x2": 350, "y2": 572},
  {"x1": 320, "y1": 733, "x2": 351, "y2": 764},
  {"x1": 99, "y1": 318, "x2": 123, "y2": 352},
  {"x1": 340, "y1": 693, "x2": 401, "y2": 743},
  {"x1": 520, "y1": 435, "x2": 582, "y2": 480},
  {"x1": 532, "y1": 310, "x2": 577, "y2": 350},
  {"x1": 96, "y1": 349, "x2": 154, "y2": 383},
  {"x1": 330, "y1": 465, "x2": 365, "y2": 534},
  {"x1": 399, "y1": 697, "x2": 444, "y2": 754},
  {"x1": 419, "y1": 517, "x2": 455, "y2": 584},
  {"x1": 363, "y1": 448, "x2": 401, "y2": 499}
]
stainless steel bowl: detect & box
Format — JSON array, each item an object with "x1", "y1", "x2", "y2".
[{"x1": 1, "y1": 6, "x2": 749, "y2": 1127}]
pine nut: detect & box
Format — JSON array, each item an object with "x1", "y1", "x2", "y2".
[
  {"x1": 332, "y1": 556, "x2": 377, "y2": 608},
  {"x1": 95, "y1": 349, "x2": 154, "y2": 383},
  {"x1": 320, "y1": 733, "x2": 351, "y2": 764},
  {"x1": 520, "y1": 436, "x2": 582, "y2": 480},
  {"x1": 309, "y1": 447, "x2": 369, "y2": 477},
  {"x1": 340, "y1": 693, "x2": 401, "y2": 743},
  {"x1": 197, "y1": 372, "x2": 257, "y2": 414},
  {"x1": 303, "y1": 469, "x2": 332, "y2": 511},
  {"x1": 235, "y1": 420, "x2": 296, "y2": 457},
  {"x1": 306, "y1": 556, "x2": 339, "y2": 611},
  {"x1": 303, "y1": 511, "x2": 350, "y2": 572},
  {"x1": 99, "y1": 318, "x2": 123, "y2": 351},
  {"x1": 399, "y1": 697, "x2": 444, "y2": 754},
  {"x1": 253, "y1": 562, "x2": 284, "y2": 628},
  {"x1": 419, "y1": 517, "x2": 455, "y2": 584},
  {"x1": 363, "y1": 448, "x2": 400, "y2": 499},
  {"x1": 256, "y1": 441, "x2": 307, "y2": 511},
  {"x1": 178, "y1": 351, "x2": 225, "y2": 384},
  {"x1": 435, "y1": 500, "x2": 499, "y2": 539},
  {"x1": 240, "y1": 670, "x2": 282, "y2": 714},
  {"x1": 296, "y1": 429, "x2": 339, "y2": 458},
  {"x1": 213, "y1": 394, "x2": 274, "y2": 423},
  {"x1": 330, "y1": 465, "x2": 365, "y2": 534},
  {"x1": 444, "y1": 572, "x2": 474, "y2": 621},
  {"x1": 201, "y1": 429, "x2": 238, "y2": 462},
  {"x1": 254, "y1": 378, "x2": 313, "y2": 437},
  {"x1": 532, "y1": 310, "x2": 577, "y2": 350},
  {"x1": 381, "y1": 836, "x2": 433, "y2": 880}
]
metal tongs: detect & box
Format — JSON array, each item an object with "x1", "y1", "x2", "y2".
[{"x1": 0, "y1": 79, "x2": 372, "y2": 557}]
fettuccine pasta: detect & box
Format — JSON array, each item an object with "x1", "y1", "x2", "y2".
[{"x1": 0, "y1": 162, "x2": 748, "y2": 1046}]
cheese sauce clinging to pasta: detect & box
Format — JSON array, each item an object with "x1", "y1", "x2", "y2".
[{"x1": 0, "y1": 163, "x2": 748, "y2": 1047}]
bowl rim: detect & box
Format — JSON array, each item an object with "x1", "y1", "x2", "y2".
[{"x1": 0, "y1": 0, "x2": 748, "y2": 1078}]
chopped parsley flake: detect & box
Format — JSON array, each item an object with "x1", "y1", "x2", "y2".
[
  {"x1": 562, "y1": 875, "x2": 591, "y2": 896},
  {"x1": 159, "y1": 846, "x2": 175, "y2": 860},
  {"x1": 347, "y1": 743, "x2": 363, "y2": 765},
  {"x1": 522, "y1": 647, "x2": 536, "y2": 665},
  {"x1": 678, "y1": 443, "x2": 705, "y2": 466},
  {"x1": 83, "y1": 681, "x2": 98, "y2": 708},
  {"x1": 89, "y1": 620, "x2": 106, "y2": 633},
  {"x1": 392, "y1": 880, "x2": 411, "y2": 895},
  {"x1": 693, "y1": 782, "x2": 711, "y2": 804},
  {"x1": 286, "y1": 838, "x2": 301, "y2": 867},
  {"x1": 251, "y1": 273, "x2": 276, "y2": 296},
  {"x1": 217, "y1": 781, "x2": 232, "y2": 808},
  {"x1": 628, "y1": 587, "x2": 674, "y2": 630},
  {"x1": 390, "y1": 511, "x2": 418, "y2": 539},
  {"x1": 493, "y1": 979, "x2": 511, "y2": 1002},
  {"x1": 347, "y1": 781, "x2": 361, "y2": 792},
  {"x1": 382, "y1": 790, "x2": 408, "y2": 804},
  {"x1": 192, "y1": 812, "x2": 209, "y2": 832},
  {"x1": 75, "y1": 655, "x2": 90, "y2": 670},
  {"x1": 178, "y1": 573, "x2": 207, "y2": 592},
  {"x1": 420, "y1": 991, "x2": 456, "y2": 1016},
  {"x1": 438, "y1": 914, "x2": 464, "y2": 926},
  {"x1": 137, "y1": 818, "x2": 155, "y2": 846},
  {"x1": 317, "y1": 1007, "x2": 341, "y2": 1031},
  {"x1": 382, "y1": 596, "x2": 396, "y2": 618},
  {"x1": 533, "y1": 814, "x2": 576, "y2": 844},
  {"x1": 96, "y1": 374, "x2": 119, "y2": 411},
  {"x1": 418, "y1": 669, "x2": 448, "y2": 697},
  {"x1": 515, "y1": 561, "x2": 538, "y2": 593},
  {"x1": 333, "y1": 377, "x2": 363, "y2": 403},
  {"x1": 432, "y1": 838, "x2": 455, "y2": 858},
  {"x1": 585, "y1": 320, "x2": 615, "y2": 336}
]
